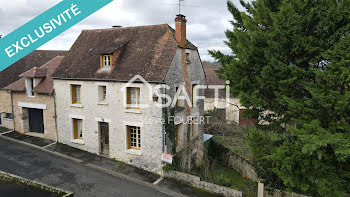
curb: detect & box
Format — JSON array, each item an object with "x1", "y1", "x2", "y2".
[
  {"x1": 0, "y1": 170, "x2": 73, "y2": 197},
  {"x1": 0, "y1": 135, "x2": 187, "y2": 197}
]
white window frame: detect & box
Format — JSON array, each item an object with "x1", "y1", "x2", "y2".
[
  {"x1": 103, "y1": 55, "x2": 111, "y2": 67},
  {"x1": 98, "y1": 85, "x2": 107, "y2": 103},
  {"x1": 127, "y1": 87, "x2": 140, "y2": 109}
]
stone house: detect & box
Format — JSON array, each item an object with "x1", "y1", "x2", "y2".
[
  {"x1": 52, "y1": 15, "x2": 206, "y2": 174},
  {"x1": 0, "y1": 50, "x2": 66, "y2": 130},
  {"x1": 4, "y1": 56, "x2": 65, "y2": 141},
  {"x1": 204, "y1": 68, "x2": 256, "y2": 126}
]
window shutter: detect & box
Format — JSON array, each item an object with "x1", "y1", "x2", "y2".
[
  {"x1": 127, "y1": 88, "x2": 131, "y2": 105},
  {"x1": 127, "y1": 126, "x2": 131, "y2": 149},
  {"x1": 73, "y1": 119, "x2": 78, "y2": 139},
  {"x1": 100, "y1": 56, "x2": 103, "y2": 68},
  {"x1": 72, "y1": 85, "x2": 76, "y2": 104}
]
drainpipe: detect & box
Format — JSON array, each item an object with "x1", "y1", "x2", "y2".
[
  {"x1": 50, "y1": 91, "x2": 58, "y2": 143},
  {"x1": 161, "y1": 86, "x2": 166, "y2": 153},
  {"x1": 8, "y1": 90, "x2": 15, "y2": 131}
]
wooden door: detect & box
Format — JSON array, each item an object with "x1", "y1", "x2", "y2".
[{"x1": 100, "y1": 122, "x2": 109, "y2": 155}]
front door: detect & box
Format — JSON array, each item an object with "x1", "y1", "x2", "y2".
[
  {"x1": 100, "y1": 122, "x2": 109, "y2": 155},
  {"x1": 28, "y1": 108, "x2": 44, "y2": 133}
]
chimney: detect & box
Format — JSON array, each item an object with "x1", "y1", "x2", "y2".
[{"x1": 175, "y1": 14, "x2": 187, "y2": 47}]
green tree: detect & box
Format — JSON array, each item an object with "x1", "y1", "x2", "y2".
[{"x1": 210, "y1": 0, "x2": 350, "y2": 196}]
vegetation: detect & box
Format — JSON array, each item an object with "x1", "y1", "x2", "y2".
[
  {"x1": 192, "y1": 160, "x2": 256, "y2": 190},
  {"x1": 213, "y1": 135, "x2": 252, "y2": 161},
  {"x1": 210, "y1": 0, "x2": 350, "y2": 196}
]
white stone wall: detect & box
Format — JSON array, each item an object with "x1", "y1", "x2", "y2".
[{"x1": 54, "y1": 80, "x2": 164, "y2": 174}]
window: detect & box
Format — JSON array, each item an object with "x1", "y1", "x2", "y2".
[
  {"x1": 127, "y1": 126, "x2": 141, "y2": 149},
  {"x1": 186, "y1": 53, "x2": 191, "y2": 64},
  {"x1": 175, "y1": 87, "x2": 179, "y2": 107},
  {"x1": 27, "y1": 78, "x2": 34, "y2": 97},
  {"x1": 73, "y1": 119, "x2": 83, "y2": 139},
  {"x1": 192, "y1": 84, "x2": 197, "y2": 105},
  {"x1": 71, "y1": 85, "x2": 81, "y2": 104},
  {"x1": 4, "y1": 113, "x2": 14, "y2": 120},
  {"x1": 175, "y1": 86, "x2": 185, "y2": 107},
  {"x1": 175, "y1": 125, "x2": 179, "y2": 145},
  {"x1": 192, "y1": 117, "x2": 198, "y2": 137},
  {"x1": 102, "y1": 55, "x2": 111, "y2": 67},
  {"x1": 127, "y1": 87, "x2": 140, "y2": 108},
  {"x1": 98, "y1": 86, "x2": 107, "y2": 102}
]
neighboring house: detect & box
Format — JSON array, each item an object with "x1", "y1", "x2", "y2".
[
  {"x1": 4, "y1": 56, "x2": 64, "y2": 141},
  {"x1": 52, "y1": 15, "x2": 205, "y2": 174},
  {"x1": 204, "y1": 68, "x2": 255, "y2": 126},
  {"x1": 0, "y1": 50, "x2": 66, "y2": 130}
]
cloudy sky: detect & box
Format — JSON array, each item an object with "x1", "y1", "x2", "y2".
[{"x1": 0, "y1": 0, "x2": 241, "y2": 61}]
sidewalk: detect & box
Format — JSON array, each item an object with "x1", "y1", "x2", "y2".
[{"x1": 0, "y1": 128, "x2": 221, "y2": 197}]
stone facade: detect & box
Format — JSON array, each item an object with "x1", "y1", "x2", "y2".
[
  {"x1": 165, "y1": 48, "x2": 206, "y2": 166},
  {"x1": 11, "y1": 92, "x2": 57, "y2": 141},
  {"x1": 54, "y1": 47, "x2": 206, "y2": 174},
  {"x1": 0, "y1": 90, "x2": 14, "y2": 130},
  {"x1": 54, "y1": 80, "x2": 164, "y2": 174}
]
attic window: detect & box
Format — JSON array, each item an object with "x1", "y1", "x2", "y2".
[{"x1": 102, "y1": 55, "x2": 111, "y2": 68}]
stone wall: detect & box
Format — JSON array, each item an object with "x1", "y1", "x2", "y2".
[
  {"x1": 165, "y1": 48, "x2": 206, "y2": 166},
  {"x1": 164, "y1": 170, "x2": 242, "y2": 197},
  {"x1": 228, "y1": 152, "x2": 258, "y2": 181},
  {"x1": 1, "y1": 117, "x2": 13, "y2": 130},
  {"x1": 12, "y1": 92, "x2": 57, "y2": 141},
  {"x1": 264, "y1": 187, "x2": 308, "y2": 197},
  {"x1": 0, "y1": 90, "x2": 11, "y2": 113},
  {"x1": 0, "y1": 90, "x2": 13, "y2": 130},
  {"x1": 54, "y1": 79, "x2": 164, "y2": 174}
]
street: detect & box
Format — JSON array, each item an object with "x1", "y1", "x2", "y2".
[{"x1": 0, "y1": 137, "x2": 170, "y2": 197}]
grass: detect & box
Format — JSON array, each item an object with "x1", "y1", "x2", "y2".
[
  {"x1": 210, "y1": 161, "x2": 256, "y2": 190},
  {"x1": 213, "y1": 135, "x2": 253, "y2": 161},
  {"x1": 192, "y1": 160, "x2": 256, "y2": 191}
]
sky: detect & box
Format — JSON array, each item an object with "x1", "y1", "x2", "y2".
[{"x1": 0, "y1": 0, "x2": 241, "y2": 61}]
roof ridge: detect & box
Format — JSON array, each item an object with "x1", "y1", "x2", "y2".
[{"x1": 83, "y1": 24, "x2": 169, "y2": 32}]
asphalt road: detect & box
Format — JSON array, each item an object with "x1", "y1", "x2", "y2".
[{"x1": 0, "y1": 137, "x2": 171, "y2": 197}]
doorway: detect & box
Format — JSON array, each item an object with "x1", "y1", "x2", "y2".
[
  {"x1": 28, "y1": 108, "x2": 44, "y2": 133},
  {"x1": 99, "y1": 122, "x2": 109, "y2": 156}
]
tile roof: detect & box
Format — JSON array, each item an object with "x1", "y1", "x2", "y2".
[
  {"x1": 20, "y1": 67, "x2": 48, "y2": 78},
  {"x1": 204, "y1": 68, "x2": 226, "y2": 98},
  {"x1": 52, "y1": 24, "x2": 197, "y2": 82},
  {"x1": 0, "y1": 50, "x2": 67, "y2": 89},
  {"x1": 5, "y1": 56, "x2": 64, "y2": 95}
]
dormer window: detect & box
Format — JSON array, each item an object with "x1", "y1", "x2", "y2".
[{"x1": 102, "y1": 55, "x2": 111, "y2": 67}]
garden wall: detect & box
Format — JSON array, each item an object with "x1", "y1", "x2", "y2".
[
  {"x1": 228, "y1": 152, "x2": 258, "y2": 181},
  {"x1": 207, "y1": 138, "x2": 258, "y2": 181},
  {"x1": 164, "y1": 170, "x2": 242, "y2": 197}
]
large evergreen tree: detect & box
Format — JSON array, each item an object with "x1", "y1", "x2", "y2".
[{"x1": 210, "y1": 0, "x2": 350, "y2": 196}]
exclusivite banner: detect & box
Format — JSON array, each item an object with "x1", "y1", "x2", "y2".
[{"x1": 0, "y1": 0, "x2": 113, "y2": 72}]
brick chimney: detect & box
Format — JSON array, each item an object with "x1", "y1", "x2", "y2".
[{"x1": 175, "y1": 14, "x2": 187, "y2": 47}]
